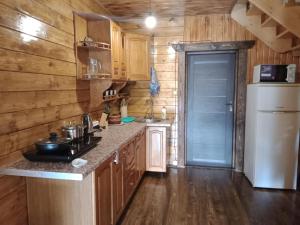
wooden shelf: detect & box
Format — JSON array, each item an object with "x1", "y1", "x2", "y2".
[
  {"x1": 103, "y1": 95, "x2": 128, "y2": 102},
  {"x1": 81, "y1": 73, "x2": 112, "y2": 80},
  {"x1": 77, "y1": 41, "x2": 111, "y2": 51}
]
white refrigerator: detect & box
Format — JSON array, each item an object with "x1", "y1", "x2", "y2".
[{"x1": 244, "y1": 83, "x2": 300, "y2": 189}]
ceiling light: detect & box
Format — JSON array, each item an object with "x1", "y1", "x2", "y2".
[{"x1": 145, "y1": 15, "x2": 157, "y2": 29}]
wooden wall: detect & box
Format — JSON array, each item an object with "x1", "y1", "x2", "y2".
[
  {"x1": 127, "y1": 13, "x2": 300, "y2": 166},
  {"x1": 184, "y1": 14, "x2": 300, "y2": 82},
  {"x1": 0, "y1": 1, "x2": 108, "y2": 224}
]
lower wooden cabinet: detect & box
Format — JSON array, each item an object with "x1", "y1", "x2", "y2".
[
  {"x1": 95, "y1": 156, "x2": 113, "y2": 225},
  {"x1": 96, "y1": 128, "x2": 146, "y2": 225},
  {"x1": 26, "y1": 128, "x2": 147, "y2": 225},
  {"x1": 136, "y1": 129, "x2": 146, "y2": 179},
  {"x1": 112, "y1": 151, "x2": 123, "y2": 224},
  {"x1": 146, "y1": 126, "x2": 167, "y2": 172}
]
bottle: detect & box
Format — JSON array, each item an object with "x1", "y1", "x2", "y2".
[{"x1": 161, "y1": 106, "x2": 167, "y2": 120}]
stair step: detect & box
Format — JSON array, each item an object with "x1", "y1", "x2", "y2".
[
  {"x1": 231, "y1": 2, "x2": 293, "y2": 53},
  {"x1": 246, "y1": 2, "x2": 262, "y2": 16},
  {"x1": 261, "y1": 15, "x2": 277, "y2": 27},
  {"x1": 276, "y1": 30, "x2": 294, "y2": 39}
]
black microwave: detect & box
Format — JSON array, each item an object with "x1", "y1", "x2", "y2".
[{"x1": 253, "y1": 64, "x2": 296, "y2": 83}]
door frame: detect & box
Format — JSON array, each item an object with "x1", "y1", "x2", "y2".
[
  {"x1": 172, "y1": 41, "x2": 255, "y2": 171},
  {"x1": 185, "y1": 50, "x2": 237, "y2": 168}
]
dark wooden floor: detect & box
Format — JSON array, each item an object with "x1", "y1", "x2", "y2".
[{"x1": 118, "y1": 167, "x2": 300, "y2": 225}]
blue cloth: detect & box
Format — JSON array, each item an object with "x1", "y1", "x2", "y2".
[
  {"x1": 121, "y1": 117, "x2": 135, "y2": 123},
  {"x1": 149, "y1": 67, "x2": 160, "y2": 96}
]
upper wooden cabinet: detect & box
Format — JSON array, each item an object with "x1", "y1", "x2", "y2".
[
  {"x1": 125, "y1": 33, "x2": 150, "y2": 81},
  {"x1": 111, "y1": 22, "x2": 122, "y2": 80}
]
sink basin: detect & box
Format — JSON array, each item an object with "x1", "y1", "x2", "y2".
[{"x1": 135, "y1": 118, "x2": 162, "y2": 123}]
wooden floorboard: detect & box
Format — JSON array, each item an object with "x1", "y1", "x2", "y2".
[{"x1": 118, "y1": 167, "x2": 300, "y2": 225}]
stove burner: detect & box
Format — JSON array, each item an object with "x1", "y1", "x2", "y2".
[{"x1": 23, "y1": 136, "x2": 102, "y2": 163}]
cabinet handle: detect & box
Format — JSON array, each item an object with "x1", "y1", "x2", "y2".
[{"x1": 113, "y1": 152, "x2": 119, "y2": 165}]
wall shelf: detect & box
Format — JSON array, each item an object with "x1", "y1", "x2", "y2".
[
  {"x1": 77, "y1": 41, "x2": 111, "y2": 51},
  {"x1": 81, "y1": 73, "x2": 112, "y2": 80},
  {"x1": 103, "y1": 95, "x2": 129, "y2": 102}
]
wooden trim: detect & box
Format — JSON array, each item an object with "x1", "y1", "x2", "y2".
[
  {"x1": 174, "y1": 41, "x2": 254, "y2": 171},
  {"x1": 172, "y1": 41, "x2": 255, "y2": 52}
]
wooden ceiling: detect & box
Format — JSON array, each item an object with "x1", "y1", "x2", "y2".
[{"x1": 98, "y1": 0, "x2": 237, "y2": 19}]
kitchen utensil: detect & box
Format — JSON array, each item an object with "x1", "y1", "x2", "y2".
[
  {"x1": 35, "y1": 133, "x2": 71, "y2": 153},
  {"x1": 83, "y1": 113, "x2": 94, "y2": 134},
  {"x1": 87, "y1": 58, "x2": 101, "y2": 76},
  {"x1": 76, "y1": 124, "x2": 85, "y2": 139},
  {"x1": 62, "y1": 123, "x2": 77, "y2": 140},
  {"x1": 120, "y1": 98, "x2": 128, "y2": 118},
  {"x1": 108, "y1": 114, "x2": 121, "y2": 124}
]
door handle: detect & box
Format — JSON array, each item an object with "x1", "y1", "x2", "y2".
[{"x1": 226, "y1": 102, "x2": 233, "y2": 112}]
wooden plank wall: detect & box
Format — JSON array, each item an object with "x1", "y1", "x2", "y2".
[
  {"x1": 0, "y1": 1, "x2": 109, "y2": 224},
  {"x1": 127, "y1": 13, "x2": 300, "y2": 166},
  {"x1": 184, "y1": 14, "x2": 300, "y2": 82}
]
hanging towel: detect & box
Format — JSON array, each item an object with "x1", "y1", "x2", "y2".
[{"x1": 149, "y1": 67, "x2": 160, "y2": 96}]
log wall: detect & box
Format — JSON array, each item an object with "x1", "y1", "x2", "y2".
[{"x1": 0, "y1": 1, "x2": 108, "y2": 224}]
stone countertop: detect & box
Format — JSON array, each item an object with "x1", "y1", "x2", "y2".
[{"x1": 0, "y1": 122, "x2": 146, "y2": 181}]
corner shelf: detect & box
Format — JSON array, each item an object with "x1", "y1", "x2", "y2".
[
  {"x1": 77, "y1": 41, "x2": 111, "y2": 51},
  {"x1": 103, "y1": 95, "x2": 129, "y2": 102},
  {"x1": 80, "y1": 73, "x2": 112, "y2": 80}
]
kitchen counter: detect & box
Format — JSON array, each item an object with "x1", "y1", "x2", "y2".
[{"x1": 0, "y1": 122, "x2": 146, "y2": 181}]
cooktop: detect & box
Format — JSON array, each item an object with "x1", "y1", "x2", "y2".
[{"x1": 23, "y1": 136, "x2": 102, "y2": 163}]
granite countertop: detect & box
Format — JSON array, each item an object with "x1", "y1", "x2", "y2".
[{"x1": 0, "y1": 122, "x2": 146, "y2": 181}]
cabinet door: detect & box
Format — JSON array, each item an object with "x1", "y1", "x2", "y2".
[
  {"x1": 123, "y1": 140, "x2": 137, "y2": 203},
  {"x1": 135, "y1": 132, "x2": 142, "y2": 180},
  {"x1": 125, "y1": 33, "x2": 150, "y2": 80},
  {"x1": 136, "y1": 129, "x2": 146, "y2": 179},
  {"x1": 119, "y1": 32, "x2": 127, "y2": 80},
  {"x1": 140, "y1": 130, "x2": 147, "y2": 175},
  {"x1": 112, "y1": 152, "x2": 123, "y2": 224},
  {"x1": 111, "y1": 22, "x2": 121, "y2": 79},
  {"x1": 146, "y1": 127, "x2": 167, "y2": 172},
  {"x1": 95, "y1": 157, "x2": 113, "y2": 225}
]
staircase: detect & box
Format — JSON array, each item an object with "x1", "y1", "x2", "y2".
[{"x1": 231, "y1": 0, "x2": 300, "y2": 56}]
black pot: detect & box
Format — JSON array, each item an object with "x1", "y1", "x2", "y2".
[{"x1": 35, "y1": 133, "x2": 71, "y2": 153}]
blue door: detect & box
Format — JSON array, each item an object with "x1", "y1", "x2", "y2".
[{"x1": 186, "y1": 52, "x2": 236, "y2": 167}]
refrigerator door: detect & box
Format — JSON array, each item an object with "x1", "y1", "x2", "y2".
[
  {"x1": 255, "y1": 111, "x2": 300, "y2": 189},
  {"x1": 257, "y1": 86, "x2": 300, "y2": 111}
]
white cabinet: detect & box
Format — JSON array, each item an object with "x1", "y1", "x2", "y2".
[{"x1": 146, "y1": 127, "x2": 167, "y2": 172}]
